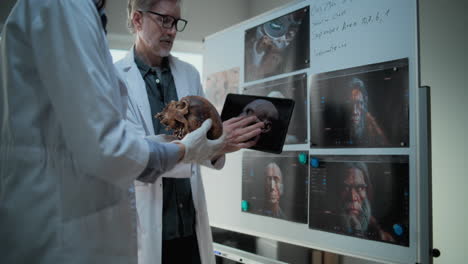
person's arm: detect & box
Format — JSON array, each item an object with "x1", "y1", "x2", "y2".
[
  {"x1": 136, "y1": 139, "x2": 184, "y2": 182},
  {"x1": 30, "y1": 0, "x2": 178, "y2": 186}
]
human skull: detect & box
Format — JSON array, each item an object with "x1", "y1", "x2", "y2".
[
  {"x1": 155, "y1": 96, "x2": 223, "y2": 140},
  {"x1": 239, "y1": 99, "x2": 279, "y2": 134}
]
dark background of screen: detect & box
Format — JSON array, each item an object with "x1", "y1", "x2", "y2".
[
  {"x1": 244, "y1": 7, "x2": 310, "y2": 82},
  {"x1": 244, "y1": 74, "x2": 307, "y2": 144},
  {"x1": 242, "y1": 151, "x2": 308, "y2": 223},
  {"x1": 308, "y1": 155, "x2": 409, "y2": 247},
  {"x1": 221, "y1": 94, "x2": 294, "y2": 154},
  {"x1": 310, "y1": 58, "x2": 409, "y2": 148}
]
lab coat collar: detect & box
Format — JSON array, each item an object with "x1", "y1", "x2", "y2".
[
  {"x1": 121, "y1": 46, "x2": 179, "y2": 74},
  {"x1": 123, "y1": 46, "x2": 188, "y2": 99}
]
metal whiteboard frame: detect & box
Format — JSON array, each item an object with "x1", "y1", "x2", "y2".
[{"x1": 202, "y1": 0, "x2": 431, "y2": 263}]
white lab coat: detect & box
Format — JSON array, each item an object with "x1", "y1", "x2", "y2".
[
  {"x1": 115, "y1": 49, "x2": 222, "y2": 264},
  {"x1": 0, "y1": 1, "x2": 178, "y2": 263}
]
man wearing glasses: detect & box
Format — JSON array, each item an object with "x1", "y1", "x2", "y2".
[{"x1": 115, "y1": 1, "x2": 264, "y2": 263}]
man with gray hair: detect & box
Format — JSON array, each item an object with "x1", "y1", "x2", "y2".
[
  {"x1": 263, "y1": 162, "x2": 285, "y2": 218},
  {"x1": 115, "y1": 1, "x2": 264, "y2": 263},
  {"x1": 346, "y1": 77, "x2": 388, "y2": 146},
  {"x1": 338, "y1": 162, "x2": 395, "y2": 242}
]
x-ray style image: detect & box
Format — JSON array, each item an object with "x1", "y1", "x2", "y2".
[
  {"x1": 308, "y1": 155, "x2": 409, "y2": 247},
  {"x1": 244, "y1": 7, "x2": 310, "y2": 82},
  {"x1": 242, "y1": 151, "x2": 308, "y2": 223},
  {"x1": 244, "y1": 73, "x2": 307, "y2": 144},
  {"x1": 310, "y1": 58, "x2": 409, "y2": 148},
  {"x1": 205, "y1": 67, "x2": 240, "y2": 113},
  {"x1": 221, "y1": 94, "x2": 294, "y2": 154}
]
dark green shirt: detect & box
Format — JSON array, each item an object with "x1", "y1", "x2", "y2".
[{"x1": 134, "y1": 52, "x2": 196, "y2": 240}]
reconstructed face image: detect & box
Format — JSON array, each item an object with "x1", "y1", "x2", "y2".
[
  {"x1": 308, "y1": 155, "x2": 409, "y2": 246},
  {"x1": 310, "y1": 58, "x2": 409, "y2": 148},
  {"x1": 243, "y1": 74, "x2": 308, "y2": 144},
  {"x1": 205, "y1": 68, "x2": 240, "y2": 113},
  {"x1": 242, "y1": 151, "x2": 308, "y2": 223},
  {"x1": 264, "y1": 162, "x2": 283, "y2": 206},
  {"x1": 244, "y1": 7, "x2": 310, "y2": 82},
  {"x1": 221, "y1": 94, "x2": 294, "y2": 154},
  {"x1": 340, "y1": 165, "x2": 372, "y2": 234},
  {"x1": 350, "y1": 85, "x2": 367, "y2": 140}
]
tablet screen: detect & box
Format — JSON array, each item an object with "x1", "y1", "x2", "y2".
[{"x1": 221, "y1": 93, "x2": 295, "y2": 154}]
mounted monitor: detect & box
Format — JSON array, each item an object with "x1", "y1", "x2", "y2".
[
  {"x1": 241, "y1": 151, "x2": 309, "y2": 223},
  {"x1": 308, "y1": 155, "x2": 409, "y2": 246},
  {"x1": 310, "y1": 59, "x2": 409, "y2": 148},
  {"x1": 243, "y1": 73, "x2": 308, "y2": 144},
  {"x1": 244, "y1": 7, "x2": 310, "y2": 82}
]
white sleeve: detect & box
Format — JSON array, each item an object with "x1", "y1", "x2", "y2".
[{"x1": 29, "y1": 0, "x2": 155, "y2": 186}]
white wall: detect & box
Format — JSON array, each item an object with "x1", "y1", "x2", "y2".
[
  {"x1": 246, "y1": 0, "x2": 295, "y2": 18},
  {"x1": 419, "y1": 0, "x2": 468, "y2": 263}
]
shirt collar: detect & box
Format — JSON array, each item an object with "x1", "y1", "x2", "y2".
[{"x1": 133, "y1": 50, "x2": 171, "y2": 76}]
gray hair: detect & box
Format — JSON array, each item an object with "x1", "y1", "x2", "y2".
[
  {"x1": 343, "y1": 162, "x2": 373, "y2": 200},
  {"x1": 264, "y1": 162, "x2": 282, "y2": 179},
  {"x1": 127, "y1": 0, "x2": 181, "y2": 33},
  {"x1": 348, "y1": 77, "x2": 368, "y2": 106}
]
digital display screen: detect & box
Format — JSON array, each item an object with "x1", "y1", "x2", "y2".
[
  {"x1": 244, "y1": 7, "x2": 310, "y2": 82},
  {"x1": 310, "y1": 58, "x2": 409, "y2": 148},
  {"x1": 221, "y1": 94, "x2": 294, "y2": 154},
  {"x1": 308, "y1": 155, "x2": 409, "y2": 247},
  {"x1": 243, "y1": 73, "x2": 308, "y2": 144},
  {"x1": 241, "y1": 151, "x2": 308, "y2": 223}
]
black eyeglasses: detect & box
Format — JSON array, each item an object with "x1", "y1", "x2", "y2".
[{"x1": 139, "y1": 10, "x2": 187, "y2": 32}]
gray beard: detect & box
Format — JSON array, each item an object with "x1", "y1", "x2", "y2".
[
  {"x1": 342, "y1": 198, "x2": 372, "y2": 235},
  {"x1": 351, "y1": 121, "x2": 366, "y2": 139},
  {"x1": 351, "y1": 118, "x2": 366, "y2": 141}
]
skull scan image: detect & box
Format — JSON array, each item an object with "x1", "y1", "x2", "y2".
[
  {"x1": 156, "y1": 95, "x2": 223, "y2": 140},
  {"x1": 238, "y1": 99, "x2": 279, "y2": 144}
]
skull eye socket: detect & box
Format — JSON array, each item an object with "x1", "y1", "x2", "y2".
[
  {"x1": 176, "y1": 101, "x2": 188, "y2": 110},
  {"x1": 263, "y1": 121, "x2": 272, "y2": 133},
  {"x1": 246, "y1": 108, "x2": 254, "y2": 115}
]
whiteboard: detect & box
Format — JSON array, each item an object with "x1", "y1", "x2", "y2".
[{"x1": 202, "y1": 0, "x2": 423, "y2": 263}]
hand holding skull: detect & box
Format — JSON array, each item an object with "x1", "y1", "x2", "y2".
[{"x1": 155, "y1": 96, "x2": 225, "y2": 163}]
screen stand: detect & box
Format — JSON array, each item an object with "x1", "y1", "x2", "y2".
[{"x1": 418, "y1": 86, "x2": 437, "y2": 264}]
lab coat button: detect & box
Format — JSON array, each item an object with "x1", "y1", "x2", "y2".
[{"x1": 155, "y1": 78, "x2": 160, "y2": 84}]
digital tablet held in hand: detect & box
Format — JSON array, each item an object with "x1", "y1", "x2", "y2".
[{"x1": 221, "y1": 93, "x2": 295, "y2": 154}]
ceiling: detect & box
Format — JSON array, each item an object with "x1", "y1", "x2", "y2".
[{"x1": 1, "y1": 0, "x2": 294, "y2": 52}]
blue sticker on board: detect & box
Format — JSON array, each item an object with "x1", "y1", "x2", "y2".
[
  {"x1": 393, "y1": 224, "x2": 404, "y2": 236},
  {"x1": 241, "y1": 200, "x2": 249, "y2": 212},
  {"x1": 310, "y1": 157, "x2": 319, "y2": 168},
  {"x1": 298, "y1": 153, "x2": 308, "y2": 164}
]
